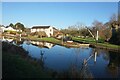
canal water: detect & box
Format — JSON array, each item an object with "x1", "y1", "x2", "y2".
[{"x1": 1, "y1": 38, "x2": 120, "y2": 78}]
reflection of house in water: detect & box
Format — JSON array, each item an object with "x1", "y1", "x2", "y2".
[
  {"x1": 44, "y1": 42, "x2": 54, "y2": 48},
  {"x1": 30, "y1": 41, "x2": 54, "y2": 49},
  {"x1": 0, "y1": 36, "x2": 24, "y2": 45}
]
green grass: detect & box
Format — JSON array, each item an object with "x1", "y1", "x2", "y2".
[
  {"x1": 38, "y1": 37, "x2": 61, "y2": 43},
  {"x1": 72, "y1": 37, "x2": 120, "y2": 49},
  {"x1": 97, "y1": 43, "x2": 120, "y2": 49},
  {"x1": 3, "y1": 51, "x2": 52, "y2": 78},
  {"x1": 23, "y1": 36, "x2": 120, "y2": 50},
  {"x1": 24, "y1": 36, "x2": 62, "y2": 44}
]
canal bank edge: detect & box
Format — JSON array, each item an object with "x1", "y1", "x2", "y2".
[{"x1": 21, "y1": 36, "x2": 120, "y2": 52}]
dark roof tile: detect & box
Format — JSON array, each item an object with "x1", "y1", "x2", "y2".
[{"x1": 32, "y1": 26, "x2": 50, "y2": 29}]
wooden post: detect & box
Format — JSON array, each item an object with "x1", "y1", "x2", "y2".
[
  {"x1": 20, "y1": 38, "x2": 21, "y2": 41},
  {"x1": 96, "y1": 30, "x2": 98, "y2": 44},
  {"x1": 20, "y1": 34, "x2": 21, "y2": 37}
]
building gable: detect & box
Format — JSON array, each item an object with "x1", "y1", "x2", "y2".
[{"x1": 31, "y1": 26, "x2": 54, "y2": 37}]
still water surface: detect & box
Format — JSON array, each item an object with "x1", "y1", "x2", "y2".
[
  {"x1": 1, "y1": 38, "x2": 120, "y2": 78},
  {"x1": 19, "y1": 40, "x2": 119, "y2": 78}
]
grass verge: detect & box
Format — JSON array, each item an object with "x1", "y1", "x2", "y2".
[
  {"x1": 2, "y1": 42, "x2": 53, "y2": 78},
  {"x1": 72, "y1": 37, "x2": 120, "y2": 50}
]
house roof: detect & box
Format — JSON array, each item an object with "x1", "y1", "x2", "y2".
[
  {"x1": 6, "y1": 26, "x2": 11, "y2": 28},
  {"x1": 32, "y1": 26, "x2": 50, "y2": 29},
  {"x1": 31, "y1": 26, "x2": 60, "y2": 31}
]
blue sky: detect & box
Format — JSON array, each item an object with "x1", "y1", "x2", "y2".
[{"x1": 2, "y1": 2, "x2": 118, "y2": 29}]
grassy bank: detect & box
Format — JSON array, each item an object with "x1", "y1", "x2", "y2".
[
  {"x1": 3, "y1": 52, "x2": 52, "y2": 78},
  {"x1": 2, "y1": 42, "x2": 53, "y2": 78},
  {"x1": 23, "y1": 36, "x2": 62, "y2": 45},
  {"x1": 22, "y1": 36, "x2": 85, "y2": 48},
  {"x1": 22, "y1": 36, "x2": 120, "y2": 50},
  {"x1": 2, "y1": 41, "x2": 85, "y2": 78},
  {"x1": 35, "y1": 36, "x2": 120, "y2": 50},
  {"x1": 72, "y1": 37, "x2": 120, "y2": 51}
]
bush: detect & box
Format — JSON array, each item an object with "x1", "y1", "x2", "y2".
[
  {"x1": 63, "y1": 36, "x2": 72, "y2": 41},
  {"x1": 109, "y1": 28, "x2": 120, "y2": 45},
  {"x1": 98, "y1": 38, "x2": 105, "y2": 43},
  {"x1": 10, "y1": 31, "x2": 17, "y2": 35},
  {"x1": 4, "y1": 30, "x2": 17, "y2": 35}
]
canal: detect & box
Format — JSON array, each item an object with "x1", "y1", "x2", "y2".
[{"x1": 2, "y1": 38, "x2": 120, "y2": 78}]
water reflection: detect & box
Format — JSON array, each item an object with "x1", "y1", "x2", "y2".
[
  {"x1": 40, "y1": 50, "x2": 47, "y2": 69},
  {"x1": 107, "y1": 51, "x2": 120, "y2": 78},
  {"x1": 1, "y1": 37, "x2": 120, "y2": 78},
  {"x1": 34, "y1": 50, "x2": 46, "y2": 69},
  {"x1": 30, "y1": 41, "x2": 54, "y2": 49},
  {"x1": 23, "y1": 41, "x2": 119, "y2": 78},
  {"x1": 0, "y1": 36, "x2": 23, "y2": 45}
]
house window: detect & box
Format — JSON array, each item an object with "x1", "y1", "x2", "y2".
[{"x1": 50, "y1": 29, "x2": 52, "y2": 32}]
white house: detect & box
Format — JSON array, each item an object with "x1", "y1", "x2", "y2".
[
  {"x1": 31, "y1": 26, "x2": 54, "y2": 37},
  {"x1": 0, "y1": 26, "x2": 22, "y2": 32},
  {"x1": 5, "y1": 26, "x2": 16, "y2": 31},
  {"x1": 0, "y1": 26, "x2": 5, "y2": 33}
]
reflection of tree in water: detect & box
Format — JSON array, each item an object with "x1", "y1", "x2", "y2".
[
  {"x1": 79, "y1": 48, "x2": 95, "y2": 78},
  {"x1": 38, "y1": 50, "x2": 46, "y2": 69},
  {"x1": 102, "y1": 51, "x2": 109, "y2": 61},
  {"x1": 25, "y1": 40, "x2": 31, "y2": 52},
  {"x1": 87, "y1": 48, "x2": 119, "y2": 78},
  {"x1": 107, "y1": 51, "x2": 120, "y2": 77},
  {"x1": 73, "y1": 47, "x2": 90, "y2": 66},
  {"x1": 69, "y1": 47, "x2": 93, "y2": 78},
  {"x1": 67, "y1": 48, "x2": 81, "y2": 78},
  {"x1": 74, "y1": 48, "x2": 81, "y2": 67}
]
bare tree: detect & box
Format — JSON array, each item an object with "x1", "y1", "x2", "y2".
[
  {"x1": 75, "y1": 22, "x2": 85, "y2": 36},
  {"x1": 92, "y1": 20, "x2": 103, "y2": 30},
  {"x1": 109, "y1": 13, "x2": 117, "y2": 22},
  {"x1": 91, "y1": 20, "x2": 103, "y2": 39},
  {"x1": 68, "y1": 25, "x2": 78, "y2": 31}
]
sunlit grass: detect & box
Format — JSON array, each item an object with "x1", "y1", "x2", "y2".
[
  {"x1": 26, "y1": 36, "x2": 61, "y2": 44},
  {"x1": 23, "y1": 36, "x2": 120, "y2": 49},
  {"x1": 72, "y1": 37, "x2": 120, "y2": 49}
]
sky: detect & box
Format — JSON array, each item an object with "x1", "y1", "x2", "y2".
[
  {"x1": 2, "y1": 2, "x2": 118, "y2": 29},
  {"x1": 1, "y1": 0, "x2": 119, "y2": 2}
]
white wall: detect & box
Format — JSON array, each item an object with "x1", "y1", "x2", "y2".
[
  {"x1": 31, "y1": 26, "x2": 54, "y2": 37},
  {"x1": 0, "y1": 27, "x2": 5, "y2": 32},
  {"x1": 0, "y1": 26, "x2": 22, "y2": 32},
  {"x1": 45, "y1": 26, "x2": 53, "y2": 37}
]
